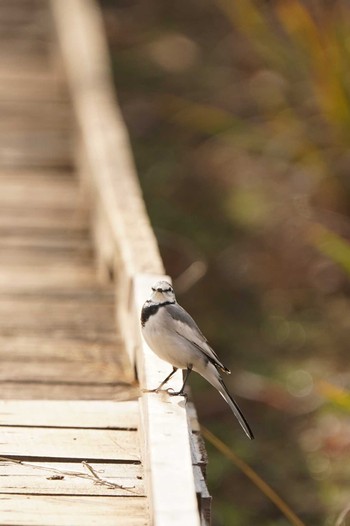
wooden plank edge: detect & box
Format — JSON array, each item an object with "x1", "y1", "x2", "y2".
[
  {"x1": 0, "y1": 495, "x2": 148, "y2": 526},
  {"x1": 0, "y1": 400, "x2": 139, "y2": 429},
  {"x1": 187, "y1": 403, "x2": 211, "y2": 526}
]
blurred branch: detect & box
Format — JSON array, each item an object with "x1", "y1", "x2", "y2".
[
  {"x1": 309, "y1": 223, "x2": 350, "y2": 275},
  {"x1": 201, "y1": 426, "x2": 306, "y2": 526},
  {"x1": 335, "y1": 504, "x2": 350, "y2": 526},
  {"x1": 174, "y1": 260, "x2": 207, "y2": 294}
]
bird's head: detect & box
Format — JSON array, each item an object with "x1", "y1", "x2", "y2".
[{"x1": 150, "y1": 280, "x2": 175, "y2": 303}]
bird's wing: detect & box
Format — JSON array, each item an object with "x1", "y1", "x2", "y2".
[{"x1": 164, "y1": 303, "x2": 230, "y2": 374}]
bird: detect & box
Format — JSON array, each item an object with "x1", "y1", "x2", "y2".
[{"x1": 141, "y1": 280, "x2": 254, "y2": 440}]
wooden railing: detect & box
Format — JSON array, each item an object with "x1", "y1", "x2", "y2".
[{"x1": 51, "y1": 1, "x2": 210, "y2": 524}]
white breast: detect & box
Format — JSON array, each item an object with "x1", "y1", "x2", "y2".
[{"x1": 142, "y1": 307, "x2": 192, "y2": 370}]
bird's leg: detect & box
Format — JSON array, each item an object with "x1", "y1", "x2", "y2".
[
  {"x1": 167, "y1": 365, "x2": 193, "y2": 396},
  {"x1": 143, "y1": 367, "x2": 178, "y2": 393}
]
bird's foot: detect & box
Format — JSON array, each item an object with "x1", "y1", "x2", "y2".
[
  {"x1": 166, "y1": 388, "x2": 188, "y2": 399},
  {"x1": 142, "y1": 387, "x2": 173, "y2": 394}
]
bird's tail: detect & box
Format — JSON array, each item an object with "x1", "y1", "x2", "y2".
[
  {"x1": 202, "y1": 364, "x2": 254, "y2": 440},
  {"x1": 218, "y1": 376, "x2": 254, "y2": 440}
]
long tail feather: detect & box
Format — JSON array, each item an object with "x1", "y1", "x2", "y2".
[
  {"x1": 218, "y1": 377, "x2": 254, "y2": 440},
  {"x1": 200, "y1": 363, "x2": 254, "y2": 440}
]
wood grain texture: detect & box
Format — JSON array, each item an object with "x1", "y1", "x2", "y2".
[
  {"x1": 0, "y1": 461, "x2": 144, "y2": 496},
  {"x1": 0, "y1": 172, "x2": 135, "y2": 397},
  {"x1": 0, "y1": 401, "x2": 148, "y2": 523},
  {"x1": 0, "y1": 266, "x2": 97, "y2": 293},
  {"x1": 51, "y1": 0, "x2": 164, "y2": 278},
  {"x1": 0, "y1": 101, "x2": 72, "y2": 132},
  {"x1": 0, "y1": 297, "x2": 116, "y2": 334},
  {"x1": 0, "y1": 382, "x2": 139, "y2": 401},
  {"x1": 0, "y1": 207, "x2": 86, "y2": 230},
  {"x1": 0, "y1": 174, "x2": 135, "y2": 398},
  {"x1": 0, "y1": 495, "x2": 148, "y2": 526},
  {"x1": 0, "y1": 74, "x2": 66, "y2": 102},
  {"x1": 0, "y1": 172, "x2": 80, "y2": 208},
  {"x1": 0, "y1": 134, "x2": 71, "y2": 168},
  {"x1": 0, "y1": 400, "x2": 139, "y2": 429},
  {"x1": 0, "y1": 334, "x2": 119, "y2": 361},
  {"x1": 0, "y1": 0, "x2": 70, "y2": 169},
  {"x1": 0, "y1": 427, "x2": 140, "y2": 462}
]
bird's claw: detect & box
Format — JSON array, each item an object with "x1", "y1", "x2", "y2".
[
  {"x1": 142, "y1": 387, "x2": 188, "y2": 399},
  {"x1": 166, "y1": 388, "x2": 188, "y2": 399}
]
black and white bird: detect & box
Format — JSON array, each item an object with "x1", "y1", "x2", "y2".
[{"x1": 141, "y1": 280, "x2": 254, "y2": 440}]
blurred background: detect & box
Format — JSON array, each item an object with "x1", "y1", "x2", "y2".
[{"x1": 101, "y1": 1, "x2": 350, "y2": 524}]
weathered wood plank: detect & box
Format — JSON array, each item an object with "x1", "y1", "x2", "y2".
[
  {"x1": 0, "y1": 247, "x2": 92, "y2": 266},
  {"x1": 0, "y1": 209, "x2": 87, "y2": 230},
  {"x1": 51, "y1": 0, "x2": 164, "y2": 278},
  {"x1": 0, "y1": 266, "x2": 100, "y2": 293},
  {"x1": 0, "y1": 400, "x2": 139, "y2": 429},
  {"x1": 0, "y1": 170, "x2": 87, "y2": 229},
  {"x1": 0, "y1": 360, "x2": 125, "y2": 385},
  {"x1": 0, "y1": 297, "x2": 116, "y2": 334},
  {"x1": 0, "y1": 74, "x2": 65, "y2": 102},
  {"x1": 0, "y1": 232, "x2": 92, "y2": 260},
  {"x1": 0, "y1": 52, "x2": 49, "y2": 71},
  {"x1": 0, "y1": 461, "x2": 144, "y2": 496},
  {"x1": 0, "y1": 321, "x2": 132, "y2": 392},
  {"x1": 0, "y1": 101, "x2": 71, "y2": 132},
  {"x1": 0, "y1": 172, "x2": 79, "y2": 208},
  {"x1": 0, "y1": 495, "x2": 148, "y2": 526},
  {"x1": 0, "y1": 334, "x2": 120, "y2": 361},
  {"x1": 0, "y1": 229, "x2": 91, "y2": 248},
  {"x1": 0, "y1": 382, "x2": 139, "y2": 401},
  {"x1": 0, "y1": 1, "x2": 48, "y2": 28},
  {"x1": 0, "y1": 133, "x2": 72, "y2": 168},
  {"x1": 0, "y1": 427, "x2": 140, "y2": 462}
]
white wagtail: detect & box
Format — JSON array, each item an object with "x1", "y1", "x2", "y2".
[{"x1": 141, "y1": 280, "x2": 254, "y2": 440}]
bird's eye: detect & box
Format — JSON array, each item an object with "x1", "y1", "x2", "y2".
[{"x1": 151, "y1": 287, "x2": 156, "y2": 291}]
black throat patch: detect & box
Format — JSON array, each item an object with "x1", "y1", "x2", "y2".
[{"x1": 141, "y1": 301, "x2": 175, "y2": 326}]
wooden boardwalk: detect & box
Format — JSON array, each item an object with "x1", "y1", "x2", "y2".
[{"x1": 0, "y1": 1, "x2": 210, "y2": 525}]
